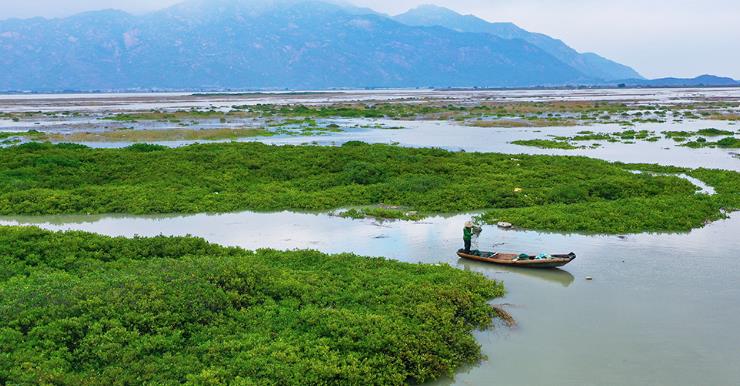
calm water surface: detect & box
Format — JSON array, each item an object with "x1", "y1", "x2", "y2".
[
  {"x1": 2, "y1": 211, "x2": 738, "y2": 386},
  {"x1": 256, "y1": 118, "x2": 740, "y2": 171}
]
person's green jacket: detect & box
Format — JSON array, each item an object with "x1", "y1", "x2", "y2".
[{"x1": 463, "y1": 227, "x2": 473, "y2": 241}]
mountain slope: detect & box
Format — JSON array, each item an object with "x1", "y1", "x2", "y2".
[
  {"x1": 0, "y1": 0, "x2": 590, "y2": 91},
  {"x1": 619, "y1": 75, "x2": 739, "y2": 87},
  {"x1": 395, "y1": 5, "x2": 643, "y2": 81}
]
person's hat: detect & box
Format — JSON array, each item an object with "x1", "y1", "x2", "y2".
[{"x1": 465, "y1": 221, "x2": 474, "y2": 227}]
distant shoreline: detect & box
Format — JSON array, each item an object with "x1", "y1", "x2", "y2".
[{"x1": 2, "y1": 84, "x2": 740, "y2": 97}]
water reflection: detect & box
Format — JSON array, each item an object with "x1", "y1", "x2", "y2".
[{"x1": 458, "y1": 259, "x2": 576, "y2": 287}]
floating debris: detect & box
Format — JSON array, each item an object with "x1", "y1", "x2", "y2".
[
  {"x1": 492, "y1": 304, "x2": 517, "y2": 328},
  {"x1": 497, "y1": 222, "x2": 513, "y2": 229}
]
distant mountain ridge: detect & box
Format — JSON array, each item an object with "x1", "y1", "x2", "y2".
[
  {"x1": 394, "y1": 5, "x2": 642, "y2": 81},
  {"x1": 617, "y1": 75, "x2": 739, "y2": 87},
  {"x1": 0, "y1": 0, "x2": 589, "y2": 91},
  {"x1": 0, "y1": 0, "x2": 731, "y2": 92}
]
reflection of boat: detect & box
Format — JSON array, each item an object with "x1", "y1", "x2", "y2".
[
  {"x1": 457, "y1": 250, "x2": 576, "y2": 269},
  {"x1": 458, "y1": 258, "x2": 575, "y2": 287}
]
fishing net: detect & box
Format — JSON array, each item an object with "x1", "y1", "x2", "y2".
[{"x1": 471, "y1": 225, "x2": 482, "y2": 252}]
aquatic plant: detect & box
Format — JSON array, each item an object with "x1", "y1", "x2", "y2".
[
  {"x1": 479, "y1": 194, "x2": 727, "y2": 234},
  {"x1": 0, "y1": 226, "x2": 503, "y2": 384},
  {"x1": 510, "y1": 139, "x2": 577, "y2": 149},
  {"x1": 697, "y1": 128, "x2": 734, "y2": 136},
  {"x1": 679, "y1": 136, "x2": 739, "y2": 149},
  {"x1": 337, "y1": 207, "x2": 423, "y2": 221},
  {"x1": 0, "y1": 142, "x2": 735, "y2": 233}
]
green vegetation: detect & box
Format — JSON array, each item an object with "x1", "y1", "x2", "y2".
[
  {"x1": 511, "y1": 139, "x2": 577, "y2": 149},
  {"x1": 479, "y1": 194, "x2": 726, "y2": 234},
  {"x1": 0, "y1": 226, "x2": 503, "y2": 384},
  {"x1": 0, "y1": 130, "x2": 45, "y2": 141},
  {"x1": 615, "y1": 129, "x2": 652, "y2": 140},
  {"x1": 2, "y1": 123, "x2": 349, "y2": 144},
  {"x1": 103, "y1": 110, "x2": 237, "y2": 122},
  {"x1": 697, "y1": 128, "x2": 735, "y2": 136},
  {"x1": 664, "y1": 128, "x2": 737, "y2": 143},
  {"x1": 518, "y1": 127, "x2": 738, "y2": 151},
  {"x1": 663, "y1": 131, "x2": 695, "y2": 140},
  {"x1": 480, "y1": 163, "x2": 740, "y2": 234},
  {"x1": 681, "y1": 136, "x2": 740, "y2": 149},
  {"x1": 98, "y1": 101, "x2": 738, "y2": 127},
  {"x1": 688, "y1": 168, "x2": 740, "y2": 211},
  {"x1": 0, "y1": 142, "x2": 737, "y2": 233},
  {"x1": 570, "y1": 133, "x2": 613, "y2": 141},
  {"x1": 338, "y1": 207, "x2": 424, "y2": 221}
]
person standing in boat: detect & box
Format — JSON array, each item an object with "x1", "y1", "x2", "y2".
[{"x1": 463, "y1": 221, "x2": 474, "y2": 253}]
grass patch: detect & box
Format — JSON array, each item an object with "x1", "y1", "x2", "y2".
[
  {"x1": 338, "y1": 207, "x2": 423, "y2": 221},
  {"x1": 479, "y1": 195, "x2": 726, "y2": 234},
  {"x1": 681, "y1": 136, "x2": 740, "y2": 149},
  {"x1": 0, "y1": 142, "x2": 735, "y2": 233},
  {"x1": 0, "y1": 226, "x2": 503, "y2": 385},
  {"x1": 103, "y1": 110, "x2": 239, "y2": 122},
  {"x1": 0, "y1": 130, "x2": 45, "y2": 140},
  {"x1": 697, "y1": 128, "x2": 735, "y2": 136},
  {"x1": 570, "y1": 133, "x2": 613, "y2": 141},
  {"x1": 511, "y1": 139, "x2": 577, "y2": 149}
]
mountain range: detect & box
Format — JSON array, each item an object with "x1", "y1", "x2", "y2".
[
  {"x1": 0, "y1": 0, "x2": 735, "y2": 91},
  {"x1": 618, "y1": 74, "x2": 739, "y2": 88},
  {"x1": 394, "y1": 5, "x2": 642, "y2": 82}
]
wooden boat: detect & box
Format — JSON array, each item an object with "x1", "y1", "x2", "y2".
[{"x1": 457, "y1": 250, "x2": 576, "y2": 269}]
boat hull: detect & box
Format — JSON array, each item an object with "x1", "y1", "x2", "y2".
[{"x1": 457, "y1": 250, "x2": 576, "y2": 269}]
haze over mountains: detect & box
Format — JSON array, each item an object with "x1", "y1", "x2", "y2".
[
  {"x1": 394, "y1": 5, "x2": 642, "y2": 82},
  {"x1": 0, "y1": 0, "x2": 736, "y2": 91}
]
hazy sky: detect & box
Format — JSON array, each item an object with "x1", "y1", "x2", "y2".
[{"x1": 1, "y1": 0, "x2": 738, "y2": 79}]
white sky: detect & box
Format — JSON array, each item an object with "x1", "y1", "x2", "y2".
[{"x1": 1, "y1": 0, "x2": 738, "y2": 79}]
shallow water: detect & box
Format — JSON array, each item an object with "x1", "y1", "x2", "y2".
[
  {"x1": 254, "y1": 118, "x2": 740, "y2": 171},
  {"x1": 24, "y1": 117, "x2": 736, "y2": 171},
  {"x1": 2, "y1": 89, "x2": 738, "y2": 170},
  {"x1": 1, "y1": 211, "x2": 739, "y2": 386}
]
